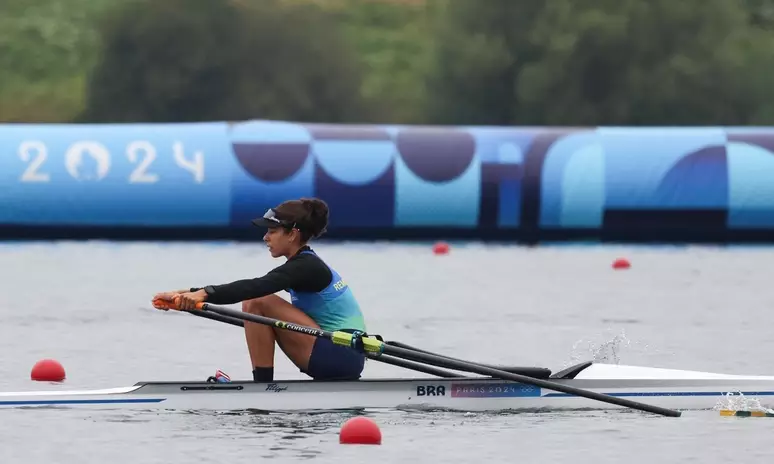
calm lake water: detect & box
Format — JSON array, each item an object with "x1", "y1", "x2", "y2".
[{"x1": 1, "y1": 240, "x2": 773, "y2": 463}]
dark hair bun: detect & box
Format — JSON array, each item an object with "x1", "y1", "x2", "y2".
[{"x1": 301, "y1": 197, "x2": 329, "y2": 238}]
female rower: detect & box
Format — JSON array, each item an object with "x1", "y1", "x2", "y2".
[{"x1": 152, "y1": 197, "x2": 367, "y2": 382}]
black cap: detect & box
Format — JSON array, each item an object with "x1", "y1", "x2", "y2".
[
  {"x1": 251, "y1": 217, "x2": 281, "y2": 228},
  {"x1": 251, "y1": 208, "x2": 293, "y2": 229}
]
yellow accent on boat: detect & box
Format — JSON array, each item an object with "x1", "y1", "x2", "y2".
[{"x1": 719, "y1": 409, "x2": 774, "y2": 417}]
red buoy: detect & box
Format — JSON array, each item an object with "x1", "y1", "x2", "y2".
[
  {"x1": 339, "y1": 416, "x2": 382, "y2": 445},
  {"x1": 612, "y1": 258, "x2": 631, "y2": 270},
  {"x1": 31, "y1": 359, "x2": 66, "y2": 382},
  {"x1": 432, "y1": 241, "x2": 450, "y2": 255}
]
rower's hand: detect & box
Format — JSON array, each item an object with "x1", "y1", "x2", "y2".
[
  {"x1": 152, "y1": 292, "x2": 180, "y2": 311},
  {"x1": 176, "y1": 290, "x2": 207, "y2": 310},
  {"x1": 152, "y1": 290, "x2": 206, "y2": 310}
]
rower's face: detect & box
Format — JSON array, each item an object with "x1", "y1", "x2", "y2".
[{"x1": 263, "y1": 227, "x2": 295, "y2": 258}]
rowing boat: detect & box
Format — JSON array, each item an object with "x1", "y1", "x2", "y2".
[
  {"x1": 3, "y1": 300, "x2": 761, "y2": 417},
  {"x1": 2, "y1": 361, "x2": 773, "y2": 412}
]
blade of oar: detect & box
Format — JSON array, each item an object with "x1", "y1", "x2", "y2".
[
  {"x1": 160, "y1": 300, "x2": 681, "y2": 417},
  {"x1": 178, "y1": 304, "x2": 465, "y2": 378}
]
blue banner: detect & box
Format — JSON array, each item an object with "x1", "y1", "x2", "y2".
[
  {"x1": 1, "y1": 120, "x2": 774, "y2": 241},
  {"x1": 0, "y1": 122, "x2": 233, "y2": 226}
]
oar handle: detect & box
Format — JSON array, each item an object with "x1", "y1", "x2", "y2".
[{"x1": 152, "y1": 297, "x2": 205, "y2": 311}]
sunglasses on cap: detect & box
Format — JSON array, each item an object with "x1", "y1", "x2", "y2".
[{"x1": 251, "y1": 208, "x2": 298, "y2": 230}]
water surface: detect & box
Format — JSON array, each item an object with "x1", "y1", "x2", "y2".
[{"x1": 1, "y1": 241, "x2": 772, "y2": 463}]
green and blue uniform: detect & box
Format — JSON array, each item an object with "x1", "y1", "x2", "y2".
[
  {"x1": 288, "y1": 250, "x2": 366, "y2": 333},
  {"x1": 200, "y1": 246, "x2": 366, "y2": 380}
]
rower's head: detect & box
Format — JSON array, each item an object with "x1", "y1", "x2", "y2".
[{"x1": 252, "y1": 197, "x2": 329, "y2": 258}]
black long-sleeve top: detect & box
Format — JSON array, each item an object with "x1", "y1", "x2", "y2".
[{"x1": 194, "y1": 246, "x2": 333, "y2": 304}]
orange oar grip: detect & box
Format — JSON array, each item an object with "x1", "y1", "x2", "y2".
[
  {"x1": 152, "y1": 298, "x2": 178, "y2": 310},
  {"x1": 152, "y1": 297, "x2": 205, "y2": 311}
]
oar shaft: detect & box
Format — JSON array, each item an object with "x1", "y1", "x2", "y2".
[
  {"x1": 380, "y1": 344, "x2": 682, "y2": 417},
  {"x1": 386, "y1": 341, "x2": 550, "y2": 378},
  {"x1": 185, "y1": 309, "x2": 244, "y2": 327},
  {"x1": 199, "y1": 302, "x2": 339, "y2": 339},
  {"x1": 365, "y1": 353, "x2": 463, "y2": 378},
  {"x1": 182, "y1": 306, "x2": 465, "y2": 378}
]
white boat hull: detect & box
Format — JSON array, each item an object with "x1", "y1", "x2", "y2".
[{"x1": 2, "y1": 363, "x2": 774, "y2": 413}]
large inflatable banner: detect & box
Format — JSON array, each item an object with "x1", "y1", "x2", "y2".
[{"x1": 1, "y1": 120, "x2": 773, "y2": 241}]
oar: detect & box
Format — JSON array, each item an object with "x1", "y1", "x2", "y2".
[
  {"x1": 158, "y1": 300, "x2": 681, "y2": 417},
  {"x1": 384, "y1": 340, "x2": 552, "y2": 378},
  {"x1": 182, "y1": 308, "x2": 245, "y2": 327},
  {"x1": 178, "y1": 306, "x2": 465, "y2": 379}
]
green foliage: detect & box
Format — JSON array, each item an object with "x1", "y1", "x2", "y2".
[
  {"x1": 3, "y1": 0, "x2": 774, "y2": 125},
  {"x1": 80, "y1": 0, "x2": 371, "y2": 123},
  {"x1": 315, "y1": 0, "x2": 439, "y2": 123},
  {"x1": 0, "y1": 0, "x2": 126, "y2": 121},
  {"x1": 516, "y1": 0, "x2": 774, "y2": 125},
  {"x1": 423, "y1": 0, "x2": 774, "y2": 125}
]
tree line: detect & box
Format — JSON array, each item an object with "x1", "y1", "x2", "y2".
[{"x1": 16, "y1": 0, "x2": 774, "y2": 126}]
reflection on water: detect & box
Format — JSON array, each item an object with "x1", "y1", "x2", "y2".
[{"x1": 89, "y1": 409, "x2": 367, "y2": 459}]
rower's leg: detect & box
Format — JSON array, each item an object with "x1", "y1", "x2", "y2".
[
  {"x1": 241, "y1": 298, "x2": 278, "y2": 381},
  {"x1": 242, "y1": 295, "x2": 319, "y2": 375}
]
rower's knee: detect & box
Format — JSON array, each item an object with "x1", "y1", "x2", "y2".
[{"x1": 242, "y1": 297, "x2": 270, "y2": 315}]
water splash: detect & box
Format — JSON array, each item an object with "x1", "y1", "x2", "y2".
[
  {"x1": 713, "y1": 392, "x2": 774, "y2": 414},
  {"x1": 563, "y1": 329, "x2": 654, "y2": 367}
]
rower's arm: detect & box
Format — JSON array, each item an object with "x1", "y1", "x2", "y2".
[{"x1": 199, "y1": 255, "x2": 330, "y2": 304}]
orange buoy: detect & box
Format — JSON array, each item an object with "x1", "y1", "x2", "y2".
[
  {"x1": 339, "y1": 416, "x2": 382, "y2": 445},
  {"x1": 31, "y1": 359, "x2": 66, "y2": 382}
]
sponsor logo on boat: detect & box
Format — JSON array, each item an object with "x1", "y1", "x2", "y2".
[
  {"x1": 265, "y1": 383, "x2": 288, "y2": 392},
  {"x1": 416, "y1": 385, "x2": 446, "y2": 396},
  {"x1": 450, "y1": 383, "x2": 541, "y2": 398}
]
